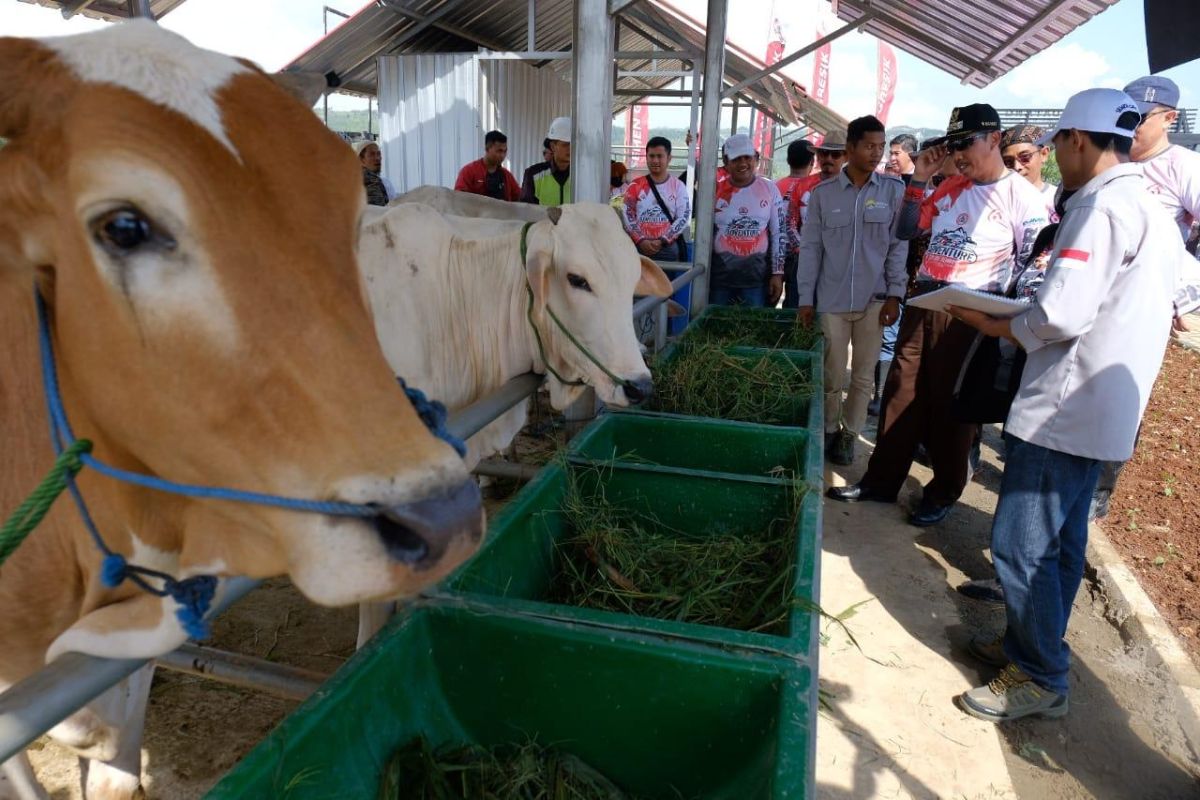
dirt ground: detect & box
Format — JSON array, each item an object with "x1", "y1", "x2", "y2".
[{"x1": 1104, "y1": 342, "x2": 1200, "y2": 665}]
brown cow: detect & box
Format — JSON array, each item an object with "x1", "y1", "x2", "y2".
[{"x1": 0, "y1": 21, "x2": 482, "y2": 799}]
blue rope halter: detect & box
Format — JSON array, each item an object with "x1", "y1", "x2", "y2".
[{"x1": 33, "y1": 287, "x2": 464, "y2": 639}]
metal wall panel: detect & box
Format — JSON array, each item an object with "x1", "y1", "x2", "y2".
[
  {"x1": 378, "y1": 54, "x2": 571, "y2": 194},
  {"x1": 480, "y1": 59, "x2": 572, "y2": 179}
]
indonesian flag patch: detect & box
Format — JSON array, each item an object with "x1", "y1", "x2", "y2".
[{"x1": 1055, "y1": 248, "x2": 1091, "y2": 269}]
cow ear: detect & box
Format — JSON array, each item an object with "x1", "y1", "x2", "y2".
[
  {"x1": 524, "y1": 226, "x2": 554, "y2": 312},
  {"x1": 0, "y1": 37, "x2": 61, "y2": 139},
  {"x1": 271, "y1": 70, "x2": 334, "y2": 107},
  {"x1": 635, "y1": 256, "x2": 672, "y2": 297}
]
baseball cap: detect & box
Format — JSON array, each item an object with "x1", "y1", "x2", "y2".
[
  {"x1": 1000, "y1": 124, "x2": 1045, "y2": 149},
  {"x1": 944, "y1": 103, "x2": 1002, "y2": 140},
  {"x1": 1036, "y1": 88, "x2": 1140, "y2": 146},
  {"x1": 723, "y1": 133, "x2": 756, "y2": 160},
  {"x1": 1123, "y1": 75, "x2": 1180, "y2": 114},
  {"x1": 547, "y1": 116, "x2": 572, "y2": 143},
  {"x1": 814, "y1": 133, "x2": 847, "y2": 152}
]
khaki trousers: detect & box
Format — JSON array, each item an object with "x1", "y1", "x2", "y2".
[{"x1": 821, "y1": 302, "x2": 884, "y2": 437}]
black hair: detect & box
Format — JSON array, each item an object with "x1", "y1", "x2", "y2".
[
  {"x1": 846, "y1": 115, "x2": 886, "y2": 146},
  {"x1": 787, "y1": 139, "x2": 814, "y2": 170},
  {"x1": 1076, "y1": 111, "x2": 1139, "y2": 157},
  {"x1": 543, "y1": 137, "x2": 552, "y2": 151},
  {"x1": 889, "y1": 133, "x2": 918, "y2": 153},
  {"x1": 646, "y1": 135, "x2": 672, "y2": 154},
  {"x1": 485, "y1": 130, "x2": 507, "y2": 146}
]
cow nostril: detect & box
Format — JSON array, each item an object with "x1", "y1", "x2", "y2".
[
  {"x1": 622, "y1": 377, "x2": 653, "y2": 405},
  {"x1": 373, "y1": 514, "x2": 429, "y2": 564}
]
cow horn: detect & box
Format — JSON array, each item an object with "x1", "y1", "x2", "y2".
[
  {"x1": 271, "y1": 70, "x2": 331, "y2": 107},
  {"x1": 546, "y1": 206, "x2": 562, "y2": 225}
]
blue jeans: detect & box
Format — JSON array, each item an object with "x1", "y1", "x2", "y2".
[
  {"x1": 709, "y1": 285, "x2": 767, "y2": 307},
  {"x1": 992, "y1": 434, "x2": 1102, "y2": 696}
]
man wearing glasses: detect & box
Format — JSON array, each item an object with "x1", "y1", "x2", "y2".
[
  {"x1": 1124, "y1": 76, "x2": 1200, "y2": 246},
  {"x1": 827, "y1": 104, "x2": 1054, "y2": 527},
  {"x1": 1001, "y1": 125, "x2": 1057, "y2": 202}
]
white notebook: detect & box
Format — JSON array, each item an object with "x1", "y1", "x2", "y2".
[{"x1": 907, "y1": 286, "x2": 1031, "y2": 318}]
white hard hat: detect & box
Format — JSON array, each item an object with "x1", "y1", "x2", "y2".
[{"x1": 547, "y1": 116, "x2": 572, "y2": 143}]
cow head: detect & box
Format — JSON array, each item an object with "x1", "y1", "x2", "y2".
[
  {"x1": 0, "y1": 22, "x2": 482, "y2": 652},
  {"x1": 523, "y1": 203, "x2": 672, "y2": 408}
]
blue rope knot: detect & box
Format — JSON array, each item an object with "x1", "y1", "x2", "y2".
[
  {"x1": 398, "y1": 378, "x2": 467, "y2": 458},
  {"x1": 99, "y1": 553, "x2": 217, "y2": 639}
]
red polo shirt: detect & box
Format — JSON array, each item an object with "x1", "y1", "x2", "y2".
[{"x1": 454, "y1": 159, "x2": 521, "y2": 202}]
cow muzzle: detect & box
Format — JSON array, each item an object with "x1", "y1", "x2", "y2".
[
  {"x1": 371, "y1": 479, "x2": 483, "y2": 568},
  {"x1": 620, "y1": 375, "x2": 654, "y2": 405}
]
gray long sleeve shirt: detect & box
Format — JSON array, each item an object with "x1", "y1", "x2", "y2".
[
  {"x1": 796, "y1": 169, "x2": 909, "y2": 313},
  {"x1": 1007, "y1": 163, "x2": 1180, "y2": 461}
]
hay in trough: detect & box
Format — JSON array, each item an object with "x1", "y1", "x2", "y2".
[
  {"x1": 548, "y1": 466, "x2": 804, "y2": 634},
  {"x1": 649, "y1": 341, "x2": 814, "y2": 425},
  {"x1": 688, "y1": 307, "x2": 820, "y2": 351},
  {"x1": 379, "y1": 736, "x2": 663, "y2": 800}
]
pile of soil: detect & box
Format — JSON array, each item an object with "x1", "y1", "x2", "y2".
[{"x1": 1104, "y1": 341, "x2": 1200, "y2": 664}]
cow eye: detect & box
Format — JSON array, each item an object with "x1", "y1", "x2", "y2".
[
  {"x1": 91, "y1": 208, "x2": 174, "y2": 255},
  {"x1": 567, "y1": 273, "x2": 592, "y2": 292}
]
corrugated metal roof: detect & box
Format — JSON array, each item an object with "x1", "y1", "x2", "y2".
[
  {"x1": 16, "y1": 0, "x2": 189, "y2": 22},
  {"x1": 833, "y1": 0, "x2": 1119, "y2": 89},
  {"x1": 285, "y1": 0, "x2": 848, "y2": 136}
]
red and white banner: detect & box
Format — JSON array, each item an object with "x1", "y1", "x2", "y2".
[
  {"x1": 628, "y1": 104, "x2": 649, "y2": 168},
  {"x1": 753, "y1": 17, "x2": 786, "y2": 167},
  {"x1": 809, "y1": 20, "x2": 831, "y2": 147},
  {"x1": 875, "y1": 41, "x2": 897, "y2": 126}
]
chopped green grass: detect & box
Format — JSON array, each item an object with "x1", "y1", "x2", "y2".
[
  {"x1": 547, "y1": 465, "x2": 805, "y2": 634},
  {"x1": 649, "y1": 341, "x2": 814, "y2": 425},
  {"x1": 688, "y1": 307, "x2": 821, "y2": 351},
  {"x1": 379, "y1": 737, "x2": 675, "y2": 800}
]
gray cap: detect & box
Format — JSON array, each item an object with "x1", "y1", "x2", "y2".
[
  {"x1": 814, "y1": 133, "x2": 847, "y2": 152},
  {"x1": 1123, "y1": 75, "x2": 1180, "y2": 114}
]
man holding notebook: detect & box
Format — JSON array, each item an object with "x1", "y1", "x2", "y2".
[
  {"x1": 947, "y1": 88, "x2": 1180, "y2": 721},
  {"x1": 826, "y1": 103, "x2": 1054, "y2": 526}
]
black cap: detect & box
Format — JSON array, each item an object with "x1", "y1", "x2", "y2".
[{"x1": 944, "y1": 103, "x2": 1001, "y2": 140}]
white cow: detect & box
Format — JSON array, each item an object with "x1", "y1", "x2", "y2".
[
  {"x1": 390, "y1": 184, "x2": 547, "y2": 222},
  {"x1": 354, "y1": 201, "x2": 672, "y2": 644}
]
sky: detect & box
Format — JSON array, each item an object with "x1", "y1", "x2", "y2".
[{"x1": 2, "y1": 0, "x2": 1198, "y2": 132}]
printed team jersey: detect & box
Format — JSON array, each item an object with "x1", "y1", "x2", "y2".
[
  {"x1": 915, "y1": 172, "x2": 1054, "y2": 292},
  {"x1": 711, "y1": 177, "x2": 785, "y2": 288},
  {"x1": 781, "y1": 173, "x2": 823, "y2": 253},
  {"x1": 621, "y1": 175, "x2": 691, "y2": 244},
  {"x1": 1139, "y1": 144, "x2": 1200, "y2": 243}
]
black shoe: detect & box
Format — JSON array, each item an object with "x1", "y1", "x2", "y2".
[
  {"x1": 909, "y1": 501, "x2": 953, "y2": 527},
  {"x1": 826, "y1": 483, "x2": 897, "y2": 504},
  {"x1": 956, "y1": 578, "x2": 1006, "y2": 605}
]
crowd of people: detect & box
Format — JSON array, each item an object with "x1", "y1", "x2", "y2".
[{"x1": 348, "y1": 76, "x2": 1200, "y2": 724}]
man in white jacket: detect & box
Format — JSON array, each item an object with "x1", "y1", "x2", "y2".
[{"x1": 948, "y1": 88, "x2": 1181, "y2": 722}]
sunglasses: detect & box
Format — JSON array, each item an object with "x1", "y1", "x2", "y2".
[
  {"x1": 948, "y1": 134, "x2": 985, "y2": 152},
  {"x1": 1002, "y1": 150, "x2": 1039, "y2": 168},
  {"x1": 1138, "y1": 108, "x2": 1171, "y2": 127}
]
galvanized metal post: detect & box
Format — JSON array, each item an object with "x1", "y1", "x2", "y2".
[
  {"x1": 129, "y1": 0, "x2": 152, "y2": 18},
  {"x1": 571, "y1": 0, "x2": 615, "y2": 203},
  {"x1": 690, "y1": 0, "x2": 728, "y2": 313},
  {"x1": 686, "y1": 64, "x2": 701, "y2": 201}
]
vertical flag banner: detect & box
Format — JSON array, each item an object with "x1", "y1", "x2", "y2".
[
  {"x1": 876, "y1": 41, "x2": 897, "y2": 125},
  {"x1": 753, "y1": 15, "x2": 785, "y2": 167},
  {"x1": 810, "y1": 18, "x2": 831, "y2": 147},
  {"x1": 629, "y1": 103, "x2": 649, "y2": 168}
]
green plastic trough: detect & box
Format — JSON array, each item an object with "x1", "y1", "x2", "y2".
[
  {"x1": 444, "y1": 460, "x2": 821, "y2": 659},
  {"x1": 678, "y1": 306, "x2": 823, "y2": 353},
  {"x1": 206, "y1": 604, "x2": 815, "y2": 799}
]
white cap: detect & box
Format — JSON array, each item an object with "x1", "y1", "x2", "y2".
[
  {"x1": 1037, "y1": 88, "x2": 1140, "y2": 146},
  {"x1": 723, "y1": 133, "x2": 756, "y2": 160},
  {"x1": 547, "y1": 116, "x2": 572, "y2": 143}
]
